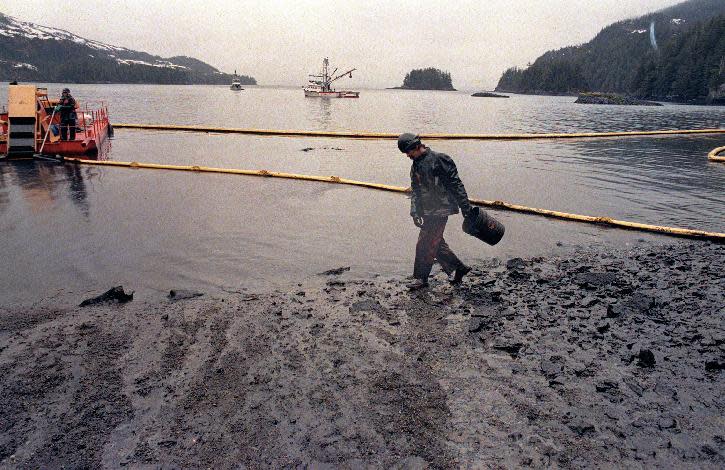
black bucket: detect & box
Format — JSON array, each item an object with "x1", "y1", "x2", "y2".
[{"x1": 462, "y1": 207, "x2": 505, "y2": 246}]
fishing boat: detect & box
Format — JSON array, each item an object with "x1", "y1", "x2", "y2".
[
  {"x1": 0, "y1": 84, "x2": 112, "y2": 159},
  {"x1": 230, "y1": 70, "x2": 244, "y2": 91},
  {"x1": 303, "y1": 58, "x2": 359, "y2": 98}
]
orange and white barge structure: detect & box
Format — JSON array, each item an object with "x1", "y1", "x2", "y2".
[{"x1": 0, "y1": 84, "x2": 111, "y2": 158}]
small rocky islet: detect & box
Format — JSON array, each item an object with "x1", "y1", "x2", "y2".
[
  {"x1": 575, "y1": 92, "x2": 663, "y2": 106},
  {"x1": 471, "y1": 91, "x2": 509, "y2": 98}
]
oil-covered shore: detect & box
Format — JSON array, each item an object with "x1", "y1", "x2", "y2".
[{"x1": 1, "y1": 241, "x2": 723, "y2": 469}]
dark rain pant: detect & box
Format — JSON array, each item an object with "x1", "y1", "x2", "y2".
[
  {"x1": 60, "y1": 118, "x2": 76, "y2": 141},
  {"x1": 413, "y1": 215, "x2": 464, "y2": 281}
]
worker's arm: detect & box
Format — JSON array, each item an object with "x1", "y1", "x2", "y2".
[
  {"x1": 409, "y1": 166, "x2": 422, "y2": 218},
  {"x1": 439, "y1": 154, "x2": 473, "y2": 216},
  {"x1": 55, "y1": 98, "x2": 76, "y2": 112}
]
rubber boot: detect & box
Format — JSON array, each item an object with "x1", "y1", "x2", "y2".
[
  {"x1": 406, "y1": 278, "x2": 429, "y2": 290},
  {"x1": 449, "y1": 265, "x2": 471, "y2": 284}
]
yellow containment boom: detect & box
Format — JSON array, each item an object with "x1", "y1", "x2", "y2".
[
  {"x1": 708, "y1": 146, "x2": 725, "y2": 162},
  {"x1": 112, "y1": 123, "x2": 725, "y2": 140},
  {"x1": 63, "y1": 157, "x2": 725, "y2": 242}
]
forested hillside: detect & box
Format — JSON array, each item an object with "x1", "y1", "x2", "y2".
[
  {"x1": 633, "y1": 15, "x2": 725, "y2": 102},
  {"x1": 495, "y1": 0, "x2": 725, "y2": 103},
  {"x1": 0, "y1": 13, "x2": 256, "y2": 85}
]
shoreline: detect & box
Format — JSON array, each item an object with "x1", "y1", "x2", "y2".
[
  {"x1": 1, "y1": 241, "x2": 723, "y2": 468},
  {"x1": 494, "y1": 89, "x2": 725, "y2": 106}
]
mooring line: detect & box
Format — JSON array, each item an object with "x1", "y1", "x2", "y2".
[
  {"x1": 63, "y1": 157, "x2": 724, "y2": 242},
  {"x1": 112, "y1": 123, "x2": 725, "y2": 140}
]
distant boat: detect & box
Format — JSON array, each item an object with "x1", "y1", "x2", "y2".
[
  {"x1": 303, "y1": 58, "x2": 359, "y2": 98},
  {"x1": 230, "y1": 70, "x2": 243, "y2": 91}
]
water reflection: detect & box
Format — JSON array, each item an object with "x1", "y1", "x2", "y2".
[
  {"x1": 0, "y1": 159, "x2": 97, "y2": 218},
  {"x1": 306, "y1": 97, "x2": 333, "y2": 128},
  {"x1": 0, "y1": 164, "x2": 8, "y2": 206},
  {"x1": 93, "y1": 137, "x2": 113, "y2": 161},
  {"x1": 0, "y1": 161, "x2": 59, "y2": 213},
  {"x1": 63, "y1": 163, "x2": 90, "y2": 217}
]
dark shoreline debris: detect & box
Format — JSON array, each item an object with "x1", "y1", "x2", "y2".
[
  {"x1": 168, "y1": 289, "x2": 204, "y2": 301},
  {"x1": 79, "y1": 286, "x2": 134, "y2": 307},
  {"x1": 471, "y1": 92, "x2": 509, "y2": 98},
  {"x1": 637, "y1": 349, "x2": 657, "y2": 368},
  {"x1": 319, "y1": 266, "x2": 351, "y2": 276},
  {"x1": 575, "y1": 92, "x2": 662, "y2": 106},
  {"x1": 4, "y1": 242, "x2": 723, "y2": 468},
  {"x1": 301, "y1": 147, "x2": 345, "y2": 152}
]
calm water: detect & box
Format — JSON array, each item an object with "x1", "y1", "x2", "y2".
[{"x1": 1, "y1": 84, "x2": 724, "y2": 304}]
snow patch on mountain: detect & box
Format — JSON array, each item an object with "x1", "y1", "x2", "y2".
[
  {"x1": 13, "y1": 62, "x2": 38, "y2": 70},
  {"x1": 116, "y1": 58, "x2": 188, "y2": 69},
  {"x1": 0, "y1": 58, "x2": 38, "y2": 70},
  {"x1": 0, "y1": 13, "x2": 200, "y2": 72},
  {"x1": 0, "y1": 12, "x2": 252, "y2": 84},
  {"x1": 0, "y1": 14, "x2": 129, "y2": 53}
]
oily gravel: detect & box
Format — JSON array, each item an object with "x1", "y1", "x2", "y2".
[{"x1": 0, "y1": 241, "x2": 723, "y2": 469}]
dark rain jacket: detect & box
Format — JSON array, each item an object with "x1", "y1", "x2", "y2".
[
  {"x1": 409, "y1": 148, "x2": 473, "y2": 218},
  {"x1": 58, "y1": 95, "x2": 77, "y2": 121}
]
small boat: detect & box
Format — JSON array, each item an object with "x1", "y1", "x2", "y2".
[
  {"x1": 303, "y1": 58, "x2": 359, "y2": 98},
  {"x1": 0, "y1": 84, "x2": 112, "y2": 158},
  {"x1": 230, "y1": 70, "x2": 244, "y2": 91}
]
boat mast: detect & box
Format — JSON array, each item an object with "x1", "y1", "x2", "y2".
[
  {"x1": 307, "y1": 58, "x2": 355, "y2": 93},
  {"x1": 323, "y1": 58, "x2": 330, "y2": 92}
]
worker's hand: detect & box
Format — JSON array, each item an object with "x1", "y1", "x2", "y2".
[
  {"x1": 412, "y1": 215, "x2": 424, "y2": 228},
  {"x1": 54, "y1": 105, "x2": 61, "y2": 112}
]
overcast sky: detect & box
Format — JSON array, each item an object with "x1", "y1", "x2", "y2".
[{"x1": 2, "y1": 0, "x2": 684, "y2": 90}]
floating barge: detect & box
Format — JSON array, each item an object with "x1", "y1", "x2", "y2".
[
  {"x1": 0, "y1": 84, "x2": 111, "y2": 159},
  {"x1": 303, "y1": 58, "x2": 359, "y2": 98}
]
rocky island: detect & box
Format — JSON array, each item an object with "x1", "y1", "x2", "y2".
[
  {"x1": 472, "y1": 92, "x2": 509, "y2": 98},
  {"x1": 575, "y1": 93, "x2": 662, "y2": 106},
  {"x1": 394, "y1": 67, "x2": 456, "y2": 91}
]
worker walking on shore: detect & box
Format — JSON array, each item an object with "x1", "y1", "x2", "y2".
[{"x1": 399, "y1": 133, "x2": 473, "y2": 290}]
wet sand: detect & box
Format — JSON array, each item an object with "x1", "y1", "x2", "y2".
[{"x1": 1, "y1": 241, "x2": 723, "y2": 468}]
